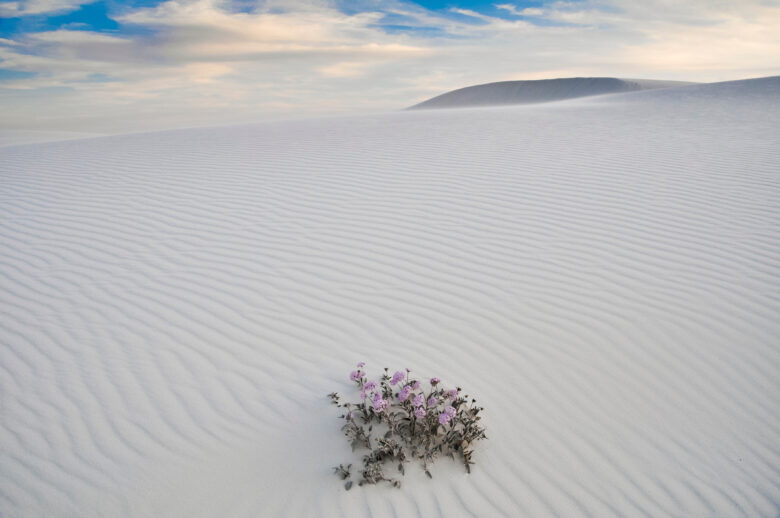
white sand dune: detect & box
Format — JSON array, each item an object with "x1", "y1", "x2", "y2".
[
  {"x1": 408, "y1": 77, "x2": 694, "y2": 109},
  {"x1": 1, "y1": 77, "x2": 779, "y2": 517},
  {"x1": 595, "y1": 75, "x2": 780, "y2": 105}
]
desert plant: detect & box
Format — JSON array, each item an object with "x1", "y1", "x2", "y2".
[{"x1": 329, "y1": 363, "x2": 486, "y2": 489}]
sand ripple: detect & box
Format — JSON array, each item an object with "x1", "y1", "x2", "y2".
[{"x1": 1, "y1": 78, "x2": 779, "y2": 517}]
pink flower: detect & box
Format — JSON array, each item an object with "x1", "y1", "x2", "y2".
[
  {"x1": 414, "y1": 407, "x2": 426, "y2": 419},
  {"x1": 372, "y1": 392, "x2": 388, "y2": 412},
  {"x1": 357, "y1": 362, "x2": 365, "y2": 368},
  {"x1": 427, "y1": 396, "x2": 437, "y2": 407},
  {"x1": 361, "y1": 380, "x2": 377, "y2": 398},
  {"x1": 350, "y1": 370, "x2": 363, "y2": 382},
  {"x1": 438, "y1": 412, "x2": 452, "y2": 425},
  {"x1": 446, "y1": 389, "x2": 458, "y2": 400},
  {"x1": 390, "y1": 371, "x2": 405, "y2": 386},
  {"x1": 398, "y1": 385, "x2": 412, "y2": 402},
  {"x1": 439, "y1": 405, "x2": 456, "y2": 424},
  {"x1": 412, "y1": 381, "x2": 421, "y2": 390},
  {"x1": 413, "y1": 393, "x2": 425, "y2": 407},
  {"x1": 430, "y1": 377, "x2": 440, "y2": 386}
]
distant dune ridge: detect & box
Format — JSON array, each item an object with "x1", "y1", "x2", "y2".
[
  {"x1": 2, "y1": 76, "x2": 780, "y2": 517},
  {"x1": 604, "y1": 75, "x2": 780, "y2": 103},
  {"x1": 408, "y1": 77, "x2": 696, "y2": 109}
]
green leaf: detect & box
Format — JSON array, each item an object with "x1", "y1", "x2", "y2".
[{"x1": 345, "y1": 481, "x2": 353, "y2": 490}]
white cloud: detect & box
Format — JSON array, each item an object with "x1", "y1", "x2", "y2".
[
  {"x1": 495, "y1": 4, "x2": 544, "y2": 17},
  {"x1": 318, "y1": 61, "x2": 369, "y2": 78},
  {"x1": 450, "y1": 7, "x2": 493, "y2": 20},
  {"x1": 617, "y1": 8, "x2": 780, "y2": 74},
  {"x1": 30, "y1": 30, "x2": 128, "y2": 43},
  {"x1": 0, "y1": 0, "x2": 95, "y2": 17},
  {"x1": 114, "y1": 0, "x2": 429, "y2": 60}
]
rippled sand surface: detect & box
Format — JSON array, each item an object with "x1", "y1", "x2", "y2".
[{"x1": 1, "y1": 77, "x2": 779, "y2": 517}]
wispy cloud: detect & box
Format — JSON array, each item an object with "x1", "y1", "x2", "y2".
[
  {"x1": 0, "y1": 0, "x2": 96, "y2": 16},
  {"x1": 496, "y1": 4, "x2": 544, "y2": 17}
]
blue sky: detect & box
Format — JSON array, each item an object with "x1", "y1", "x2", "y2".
[
  {"x1": 1, "y1": 0, "x2": 778, "y2": 132},
  {"x1": 0, "y1": 0, "x2": 549, "y2": 36}
]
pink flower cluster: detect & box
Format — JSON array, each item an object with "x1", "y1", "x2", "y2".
[
  {"x1": 438, "y1": 405, "x2": 456, "y2": 425},
  {"x1": 350, "y1": 362, "x2": 366, "y2": 382},
  {"x1": 348, "y1": 363, "x2": 462, "y2": 422},
  {"x1": 398, "y1": 384, "x2": 412, "y2": 402},
  {"x1": 372, "y1": 392, "x2": 388, "y2": 412},
  {"x1": 361, "y1": 380, "x2": 377, "y2": 399}
]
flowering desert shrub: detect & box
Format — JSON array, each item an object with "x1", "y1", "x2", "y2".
[{"x1": 329, "y1": 363, "x2": 487, "y2": 489}]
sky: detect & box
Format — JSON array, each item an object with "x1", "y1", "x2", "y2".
[{"x1": 1, "y1": 0, "x2": 779, "y2": 133}]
